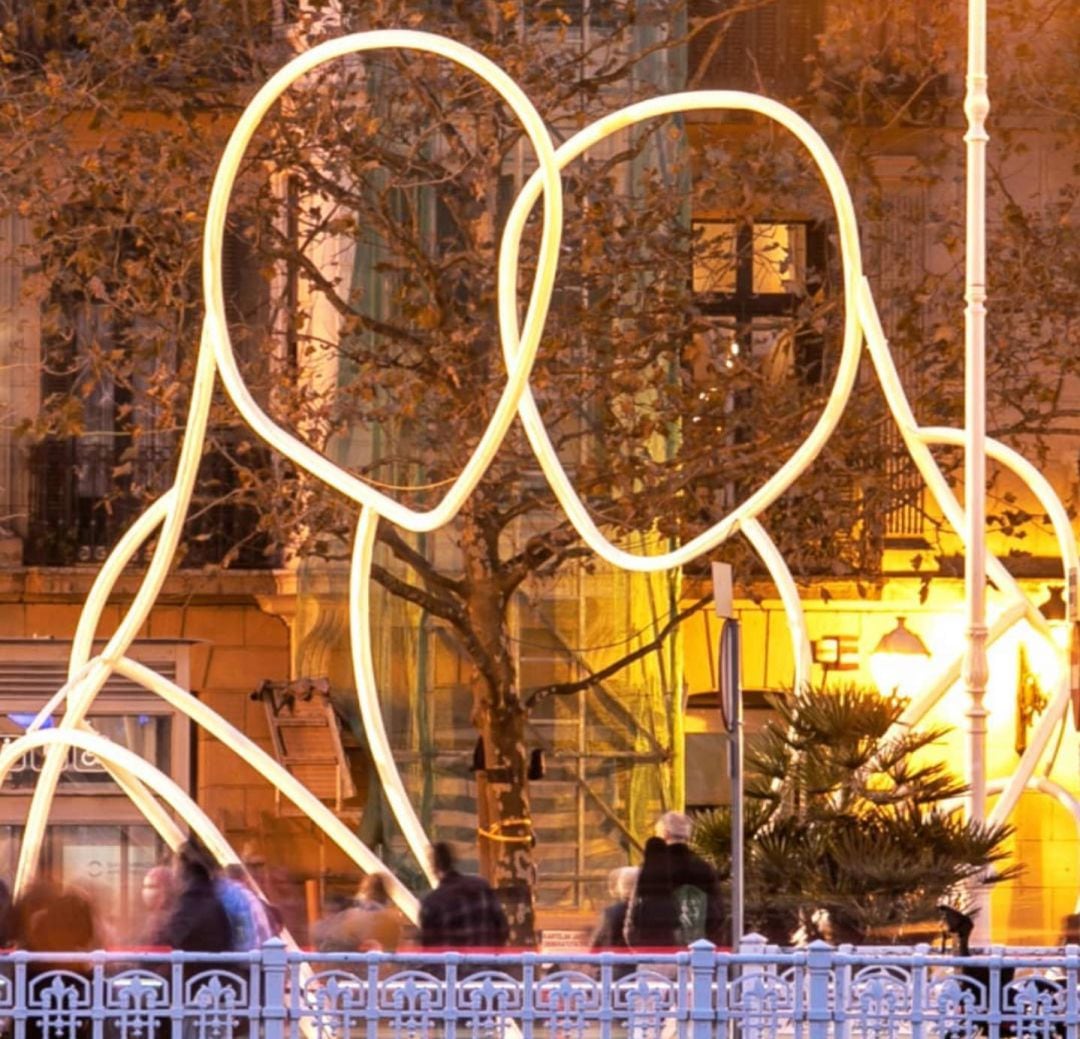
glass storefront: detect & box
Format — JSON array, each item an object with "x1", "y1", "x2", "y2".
[
  {"x1": 0, "y1": 643, "x2": 193, "y2": 949},
  {"x1": 0, "y1": 823, "x2": 164, "y2": 943}
]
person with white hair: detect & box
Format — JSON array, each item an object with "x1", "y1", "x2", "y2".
[
  {"x1": 655, "y1": 810, "x2": 724, "y2": 945},
  {"x1": 589, "y1": 865, "x2": 639, "y2": 977}
]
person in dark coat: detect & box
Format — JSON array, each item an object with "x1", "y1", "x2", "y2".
[
  {"x1": 0, "y1": 878, "x2": 12, "y2": 948},
  {"x1": 656, "y1": 811, "x2": 725, "y2": 945},
  {"x1": 623, "y1": 837, "x2": 679, "y2": 950},
  {"x1": 154, "y1": 841, "x2": 233, "y2": 983},
  {"x1": 419, "y1": 842, "x2": 508, "y2": 950}
]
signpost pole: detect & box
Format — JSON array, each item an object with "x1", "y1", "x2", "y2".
[{"x1": 712, "y1": 562, "x2": 743, "y2": 947}]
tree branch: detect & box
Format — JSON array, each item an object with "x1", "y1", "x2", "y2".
[
  {"x1": 376, "y1": 522, "x2": 467, "y2": 597},
  {"x1": 525, "y1": 593, "x2": 712, "y2": 707}
]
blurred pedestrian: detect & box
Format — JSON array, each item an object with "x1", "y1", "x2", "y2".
[
  {"x1": 313, "y1": 892, "x2": 360, "y2": 958},
  {"x1": 313, "y1": 873, "x2": 401, "y2": 958},
  {"x1": 234, "y1": 863, "x2": 284, "y2": 938},
  {"x1": 139, "y1": 864, "x2": 177, "y2": 946},
  {"x1": 419, "y1": 842, "x2": 508, "y2": 950},
  {"x1": 656, "y1": 811, "x2": 724, "y2": 945},
  {"x1": 590, "y1": 865, "x2": 639, "y2": 978},
  {"x1": 218, "y1": 864, "x2": 273, "y2": 950},
  {"x1": 352, "y1": 873, "x2": 402, "y2": 952},
  {"x1": 154, "y1": 841, "x2": 232, "y2": 971},
  {"x1": 19, "y1": 883, "x2": 99, "y2": 1039},
  {"x1": 0, "y1": 878, "x2": 12, "y2": 948},
  {"x1": 624, "y1": 837, "x2": 678, "y2": 950},
  {"x1": 10, "y1": 877, "x2": 60, "y2": 950},
  {"x1": 24, "y1": 885, "x2": 98, "y2": 963}
]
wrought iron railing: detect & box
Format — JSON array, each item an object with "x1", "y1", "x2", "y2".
[
  {"x1": 23, "y1": 438, "x2": 279, "y2": 569},
  {"x1": 1, "y1": 938, "x2": 1076, "y2": 1039}
]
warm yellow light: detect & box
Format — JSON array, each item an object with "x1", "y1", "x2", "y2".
[{"x1": 869, "y1": 617, "x2": 932, "y2": 698}]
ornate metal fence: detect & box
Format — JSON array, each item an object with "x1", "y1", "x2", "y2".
[{"x1": 1, "y1": 939, "x2": 1077, "y2": 1039}]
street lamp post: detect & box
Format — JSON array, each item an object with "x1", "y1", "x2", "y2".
[{"x1": 964, "y1": 0, "x2": 991, "y2": 948}]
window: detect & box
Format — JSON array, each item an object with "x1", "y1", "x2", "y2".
[
  {"x1": 27, "y1": 222, "x2": 277, "y2": 569},
  {"x1": 0, "y1": 213, "x2": 38, "y2": 548},
  {"x1": 31, "y1": 300, "x2": 171, "y2": 564},
  {"x1": 0, "y1": 638, "x2": 192, "y2": 800},
  {"x1": 0, "y1": 0, "x2": 280, "y2": 66},
  {"x1": 0, "y1": 712, "x2": 172, "y2": 793},
  {"x1": 0, "y1": 823, "x2": 165, "y2": 941},
  {"x1": 689, "y1": 217, "x2": 835, "y2": 521},
  {"x1": 692, "y1": 218, "x2": 827, "y2": 386},
  {"x1": 864, "y1": 176, "x2": 928, "y2": 541},
  {"x1": 688, "y1": 0, "x2": 823, "y2": 94}
]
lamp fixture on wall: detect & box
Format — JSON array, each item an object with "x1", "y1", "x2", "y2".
[
  {"x1": 872, "y1": 616, "x2": 930, "y2": 657},
  {"x1": 1037, "y1": 582, "x2": 1080, "y2": 729},
  {"x1": 1015, "y1": 641, "x2": 1047, "y2": 757},
  {"x1": 869, "y1": 616, "x2": 931, "y2": 698}
]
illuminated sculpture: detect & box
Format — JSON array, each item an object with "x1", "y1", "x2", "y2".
[{"x1": 1, "y1": 27, "x2": 1074, "y2": 932}]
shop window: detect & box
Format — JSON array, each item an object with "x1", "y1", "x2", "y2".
[
  {"x1": 0, "y1": 638, "x2": 194, "y2": 936},
  {"x1": 0, "y1": 638, "x2": 192, "y2": 799},
  {"x1": 0, "y1": 712, "x2": 173, "y2": 793},
  {"x1": 0, "y1": 822, "x2": 165, "y2": 941}
]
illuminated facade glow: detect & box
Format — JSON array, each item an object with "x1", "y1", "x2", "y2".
[{"x1": 2, "y1": 27, "x2": 1075, "y2": 928}]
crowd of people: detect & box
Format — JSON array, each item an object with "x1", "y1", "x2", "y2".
[
  {"x1": 590, "y1": 811, "x2": 723, "y2": 955},
  {"x1": 0, "y1": 810, "x2": 720, "y2": 965},
  {"x1": 0, "y1": 841, "x2": 285, "y2": 965}
]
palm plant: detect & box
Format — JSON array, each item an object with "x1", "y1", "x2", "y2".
[{"x1": 691, "y1": 683, "x2": 1019, "y2": 944}]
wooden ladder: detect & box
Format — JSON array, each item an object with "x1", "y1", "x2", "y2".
[{"x1": 253, "y1": 678, "x2": 358, "y2": 816}]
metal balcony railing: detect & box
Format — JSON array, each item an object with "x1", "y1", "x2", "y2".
[
  {"x1": 0, "y1": 937, "x2": 1076, "y2": 1039},
  {"x1": 23, "y1": 438, "x2": 279, "y2": 569}
]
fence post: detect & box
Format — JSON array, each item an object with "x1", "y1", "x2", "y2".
[
  {"x1": 834, "y1": 943, "x2": 852, "y2": 1039},
  {"x1": 806, "y1": 940, "x2": 833, "y2": 1039},
  {"x1": 90, "y1": 949, "x2": 106, "y2": 1039},
  {"x1": 735, "y1": 933, "x2": 768, "y2": 1039},
  {"x1": 738, "y1": 934, "x2": 767, "y2": 958},
  {"x1": 13, "y1": 950, "x2": 26, "y2": 1039},
  {"x1": 261, "y1": 938, "x2": 288, "y2": 1039},
  {"x1": 911, "y1": 942, "x2": 930, "y2": 1039},
  {"x1": 738, "y1": 933, "x2": 768, "y2": 982},
  {"x1": 1065, "y1": 943, "x2": 1078, "y2": 1039},
  {"x1": 988, "y1": 943, "x2": 1006, "y2": 1036},
  {"x1": 689, "y1": 940, "x2": 715, "y2": 1039}
]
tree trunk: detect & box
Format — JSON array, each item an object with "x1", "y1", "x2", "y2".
[
  {"x1": 460, "y1": 515, "x2": 537, "y2": 947},
  {"x1": 474, "y1": 699, "x2": 536, "y2": 947}
]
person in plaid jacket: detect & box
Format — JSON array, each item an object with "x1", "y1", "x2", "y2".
[{"x1": 419, "y1": 842, "x2": 509, "y2": 950}]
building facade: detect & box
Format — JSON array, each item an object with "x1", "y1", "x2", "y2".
[{"x1": 0, "y1": 0, "x2": 1075, "y2": 944}]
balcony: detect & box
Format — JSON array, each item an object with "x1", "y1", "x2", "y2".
[{"x1": 22, "y1": 438, "x2": 279, "y2": 570}]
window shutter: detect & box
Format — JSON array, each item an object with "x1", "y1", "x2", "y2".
[{"x1": 689, "y1": 0, "x2": 821, "y2": 95}]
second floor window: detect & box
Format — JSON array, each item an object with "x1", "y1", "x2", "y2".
[
  {"x1": 692, "y1": 218, "x2": 827, "y2": 387},
  {"x1": 686, "y1": 217, "x2": 834, "y2": 519},
  {"x1": 27, "y1": 220, "x2": 278, "y2": 569},
  {"x1": 688, "y1": 0, "x2": 823, "y2": 94}
]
